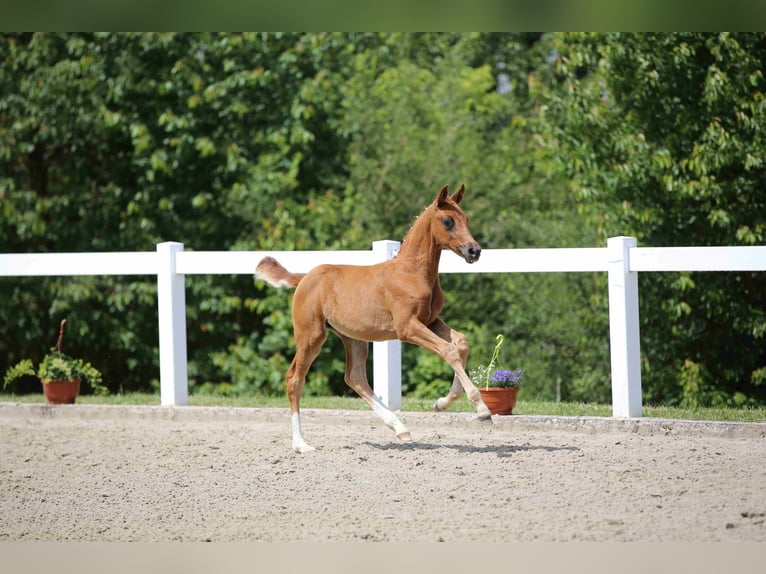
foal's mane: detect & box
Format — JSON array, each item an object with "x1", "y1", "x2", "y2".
[{"x1": 400, "y1": 204, "x2": 432, "y2": 245}]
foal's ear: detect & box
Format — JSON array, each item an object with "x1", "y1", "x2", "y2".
[
  {"x1": 436, "y1": 184, "x2": 450, "y2": 206},
  {"x1": 451, "y1": 183, "x2": 465, "y2": 204}
]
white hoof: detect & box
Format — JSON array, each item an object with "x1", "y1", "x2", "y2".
[
  {"x1": 434, "y1": 397, "x2": 449, "y2": 412},
  {"x1": 293, "y1": 442, "x2": 316, "y2": 454},
  {"x1": 477, "y1": 405, "x2": 492, "y2": 421}
]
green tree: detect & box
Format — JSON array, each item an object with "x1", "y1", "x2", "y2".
[
  {"x1": 13, "y1": 32, "x2": 759, "y2": 409},
  {"x1": 537, "y1": 32, "x2": 766, "y2": 405},
  {"x1": 339, "y1": 34, "x2": 610, "y2": 401},
  {"x1": 0, "y1": 32, "x2": 360, "y2": 394}
]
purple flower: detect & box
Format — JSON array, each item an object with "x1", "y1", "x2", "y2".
[{"x1": 490, "y1": 369, "x2": 525, "y2": 386}]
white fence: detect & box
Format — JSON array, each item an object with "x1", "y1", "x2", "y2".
[{"x1": 2, "y1": 237, "x2": 765, "y2": 417}]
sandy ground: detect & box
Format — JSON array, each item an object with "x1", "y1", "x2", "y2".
[{"x1": 1, "y1": 402, "x2": 765, "y2": 542}]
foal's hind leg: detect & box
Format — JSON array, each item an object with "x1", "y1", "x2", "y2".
[
  {"x1": 286, "y1": 324, "x2": 327, "y2": 454},
  {"x1": 338, "y1": 334, "x2": 411, "y2": 441}
]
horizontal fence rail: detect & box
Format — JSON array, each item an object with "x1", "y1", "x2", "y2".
[
  {"x1": 2, "y1": 237, "x2": 764, "y2": 416},
  {"x1": 438, "y1": 247, "x2": 609, "y2": 273},
  {"x1": 629, "y1": 246, "x2": 766, "y2": 272},
  {"x1": 175, "y1": 249, "x2": 380, "y2": 275},
  {"x1": 0, "y1": 252, "x2": 159, "y2": 276}
]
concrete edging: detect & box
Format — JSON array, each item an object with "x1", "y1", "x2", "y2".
[{"x1": 1, "y1": 401, "x2": 764, "y2": 440}]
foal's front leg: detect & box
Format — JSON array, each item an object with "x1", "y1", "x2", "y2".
[
  {"x1": 400, "y1": 318, "x2": 491, "y2": 420},
  {"x1": 429, "y1": 320, "x2": 471, "y2": 413}
]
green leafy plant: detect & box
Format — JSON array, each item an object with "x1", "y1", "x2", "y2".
[
  {"x1": 469, "y1": 334, "x2": 525, "y2": 390},
  {"x1": 3, "y1": 319, "x2": 106, "y2": 394}
]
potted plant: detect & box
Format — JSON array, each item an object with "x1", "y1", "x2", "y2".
[
  {"x1": 469, "y1": 334, "x2": 524, "y2": 415},
  {"x1": 3, "y1": 319, "x2": 105, "y2": 404}
]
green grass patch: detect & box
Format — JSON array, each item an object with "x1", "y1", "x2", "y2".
[{"x1": 2, "y1": 392, "x2": 765, "y2": 422}]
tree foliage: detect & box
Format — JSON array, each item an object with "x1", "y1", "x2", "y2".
[
  {"x1": 537, "y1": 32, "x2": 766, "y2": 405},
  {"x1": 2, "y1": 32, "x2": 764, "y2": 407}
]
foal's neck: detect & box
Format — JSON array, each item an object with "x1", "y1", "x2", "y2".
[{"x1": 395, "y1": 206, "x2": 442, "y2": 283}]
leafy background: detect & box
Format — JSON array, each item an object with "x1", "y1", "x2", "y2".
[{"x1": 2, "y1": 32, "x2": 765, "y2": 407}]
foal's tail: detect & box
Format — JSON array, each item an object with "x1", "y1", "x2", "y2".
[{"x1": 255, "y1": 256, "x2": 304, "y2": 288}]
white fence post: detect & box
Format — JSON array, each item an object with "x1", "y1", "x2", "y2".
[
  {"x1": 371, "y1": 240, "x2": 402, "y2": 410},
  {"x1": 157, "y1": 242, "x2": 188, "y2": 406},
  {"x1": 607, "y1": 236, "x2": 642, "y2": 417}
]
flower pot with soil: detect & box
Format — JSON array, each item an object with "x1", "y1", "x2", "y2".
[
  {"x1": 3, "y1": 319, "x2": 105, "y2": 404},
  {"x1": 469, "y1": 334, "x2": 524, "y2": 415}
]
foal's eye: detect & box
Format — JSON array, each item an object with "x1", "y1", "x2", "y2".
[{"x1": 441, "y1": 216, "x2": 455, "y2": 231}]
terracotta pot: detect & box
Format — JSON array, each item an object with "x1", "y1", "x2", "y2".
[
  {"x1": 42, "y1": 379, "x2": 81, "y2": 404},
  {"x1": 478, "y1": 386, "x2": 518, "y2": 415}
]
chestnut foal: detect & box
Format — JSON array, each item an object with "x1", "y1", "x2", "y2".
[{"x1": 256, "y1": 184, "x2": 491, "y2": 453}]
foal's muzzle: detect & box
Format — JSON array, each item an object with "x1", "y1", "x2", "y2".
[{"x1": 459, "y1": 242, "x2": 482, "y2": 264}]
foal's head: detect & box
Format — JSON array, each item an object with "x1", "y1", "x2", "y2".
[{"x1": 430, "y1": 184, "x2": 482, "y2": 263}]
